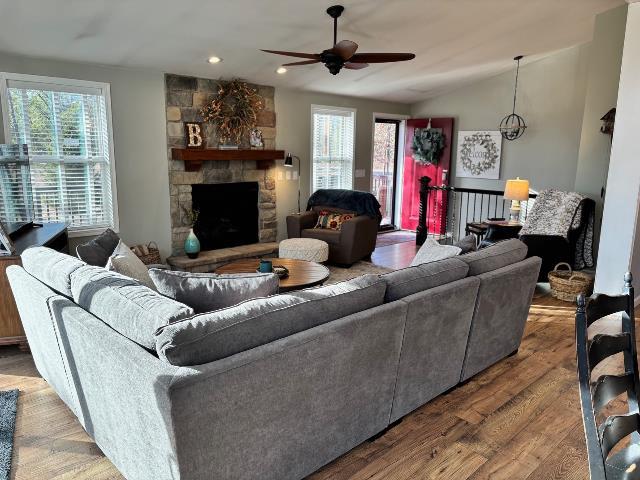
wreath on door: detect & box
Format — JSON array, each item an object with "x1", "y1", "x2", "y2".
[{"x1": 412, "y1": 128, "x2": 445, "y2": 165}]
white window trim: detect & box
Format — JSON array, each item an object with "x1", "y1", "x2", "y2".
[
  {"x1": 310, "y1": 104, "x2": 357, "y2": 193},
  {"x1": 0, "y1": 72, "x2": 119, "y2": 237}
]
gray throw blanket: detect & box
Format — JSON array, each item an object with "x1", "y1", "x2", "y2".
[{"x1": 519, "y1": 189, "x2": 594, "y2": 269}]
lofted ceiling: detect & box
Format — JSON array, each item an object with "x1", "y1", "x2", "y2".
[{"x1": 0, "y1": 0, "x2": 625, "y2": 103}]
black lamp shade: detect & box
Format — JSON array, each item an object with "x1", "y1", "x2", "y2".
[{"x1": 284, "y1": 153, "x2": 294, "y2": 167}]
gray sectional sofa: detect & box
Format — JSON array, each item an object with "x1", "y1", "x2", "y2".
[{"x1": 7, "y1": 239, "x2": 541, "y2": 480}]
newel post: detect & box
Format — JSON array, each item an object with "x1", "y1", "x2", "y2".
[{"x1": 416, "y1": 176, "x2": 431, "y2": 246}]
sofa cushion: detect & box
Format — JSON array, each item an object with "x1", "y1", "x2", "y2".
[
  {"x1": 301, "y1": 228, "x2": 341, "y2": 245},
  {"x1": 382, "y1": 257, "x2": 469, "y2": 302},
  {"x1": 70, "y1": 265, "x2": 194, "y2": 350},
  {"x1": 76, "y1": 228, "x2": 121, "y2": 267},
  {"x1": 155, "y1": 274, "x2": 386, "y2": 366},
  {"x1": 21, "y1": 247, "x2": 85, "y2": 297},
  {"x1": 106, "y1": 240, "x2": 156, "y2": 290},
  {"x1": 459, "y1": 238, "x2": 528, "y2": 276},
  {"x1": 149, "y1": 269, "x2": 280, "y2": 314},
  {"x1": 410, "y1": 238, "x2": 461, "y2": 266}
]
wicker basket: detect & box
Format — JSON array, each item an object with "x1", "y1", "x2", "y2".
[
  {"x1": 130, "y1": 242, "x2": 161, "y2": 265},
  {"x1": 548, "y1": 262, "x2": 594, "y2": 302}
]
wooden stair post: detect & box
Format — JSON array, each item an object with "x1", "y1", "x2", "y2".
[{"x1": 416, "y1": 176, "x2": 431, "y2": 246}]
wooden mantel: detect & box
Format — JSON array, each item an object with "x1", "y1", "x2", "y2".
[{"x1": 172, "y1": 148, "x2": 285, "y2": 171}]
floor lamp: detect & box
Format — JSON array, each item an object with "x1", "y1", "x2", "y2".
[{"x1": 284, "y1": 153, "x2": 301, "y2": 213}]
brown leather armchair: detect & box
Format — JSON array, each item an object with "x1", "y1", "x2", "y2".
[{"x1": 286, "y1": 206, "x2": 379, "y2": 266}]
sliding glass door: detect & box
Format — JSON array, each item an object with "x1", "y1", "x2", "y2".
[{"x1": 372, "y1": 119, "x2": 400, "y2": 229}]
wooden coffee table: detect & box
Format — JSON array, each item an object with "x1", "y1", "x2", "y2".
[{"x1": 215, "y1": 258, "x2": 330, "y2": 292}]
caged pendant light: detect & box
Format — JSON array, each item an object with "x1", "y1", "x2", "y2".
[{"x1": 499, "y1": 55, "x2": 527, "y2": 141}]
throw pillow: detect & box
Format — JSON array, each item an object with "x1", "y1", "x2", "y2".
[
  {"x1": 149, "y1": 269, "x2": 280, "y2": 314},
  {"x1": 454, "y1": 235, "x2": 478, "y2": 254},
  {"x1": 314, "y1": 210, "x2": 356, "y2": 230},
  {"x1": 106, "y1": 240, "x2": 157, "y2": 290},
  {"x1": 410, "y1": 238, "x2": 462, "y2": 267},
  {"x1": 76, "y1": 228, "x2": 121, "y2": 267}
]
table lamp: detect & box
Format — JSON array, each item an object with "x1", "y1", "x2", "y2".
[{"x1": 504, "y1": 177, "x2": 529, "y2": 223}]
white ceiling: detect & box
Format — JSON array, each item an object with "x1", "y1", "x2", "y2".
[{"x1": 0, "y1": 0, "x2": 625, "y2": 103}]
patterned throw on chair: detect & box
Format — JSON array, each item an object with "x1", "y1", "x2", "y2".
[{"x1": 519, "y1": 189, "x2": 595, "y2": 269}]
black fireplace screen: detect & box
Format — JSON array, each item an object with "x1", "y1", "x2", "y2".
[{"x1": 191, "y1": 182, "x2": 259, "y2": 250}]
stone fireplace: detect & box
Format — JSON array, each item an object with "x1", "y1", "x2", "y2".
[
  {"x1": 165, "y1": 74, "x2": 277, "y2": 256},
  {"x1": 192, "y1": 182, "x2": 259, "y2": 250}
]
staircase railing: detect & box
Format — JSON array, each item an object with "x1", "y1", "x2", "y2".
[{"x1": 416, "y1": 176, "x2": 537, "y2": 245}]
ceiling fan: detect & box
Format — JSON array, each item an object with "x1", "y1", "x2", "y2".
[{"x1": 261, "y1": 5, "x2": 416, "y2": 75}]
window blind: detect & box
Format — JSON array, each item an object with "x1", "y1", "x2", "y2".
[
  {"x1": 311, "y1": 106, "x2": 355, "y2": 192},
  {"x1": 1, "y1": 77, "x2": 115, "y2": 231}
]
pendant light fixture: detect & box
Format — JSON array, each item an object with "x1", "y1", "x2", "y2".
[{"x1": 499, "y1": 55, "x2": 527, "y2": 141}]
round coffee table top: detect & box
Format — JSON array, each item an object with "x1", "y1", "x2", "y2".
[{"x1": 215, "y1": 258, "x2": 330, "y2": 292}]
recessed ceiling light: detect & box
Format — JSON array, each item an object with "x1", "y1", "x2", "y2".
[
  {"x1": 208, "y1": 56, "x2": 222, "y2": 64},
  {"x1": 276, "y1": 67, "x2": 287, "y2": 74}
]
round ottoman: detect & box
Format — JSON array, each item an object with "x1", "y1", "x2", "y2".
[{"x1": 279, "y1": 238, "x2": 329, "y2": 263}]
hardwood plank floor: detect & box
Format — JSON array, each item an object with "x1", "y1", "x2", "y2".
[{"x1": 0, "y1": 242, "x2": 614, "y2": 479}]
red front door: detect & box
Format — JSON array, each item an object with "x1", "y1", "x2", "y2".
[{"x1": 401, "y1": 118, "x2": 454, "y2": 232}]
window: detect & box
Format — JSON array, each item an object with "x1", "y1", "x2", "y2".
[
  {"x1": 0, "y1": 73, "x2": 117, "y2": 234},
  {"x1": 311, "y1": 105, "x2": 355, "y2": 192}
]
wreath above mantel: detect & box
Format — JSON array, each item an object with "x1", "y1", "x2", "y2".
[
  {"x1": 200, "y1": 79, "x2": 263, "y2": 145},
  {"x1": 412, "y1": 127, "x2": 445, "y2": 165}
]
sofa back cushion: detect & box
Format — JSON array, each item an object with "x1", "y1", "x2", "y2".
[
  {"x1": 382, "y1": 257, "x2": 469, "y2": 302},
  {"x1": 149, "y1": 269, "x2": 280, "y2": 314},
  {"x1": 21, "y1": 247, "x2": 86, "y2": 297},
  {"x1": 70, "y1": 265, "x2": 194, "y2": 350},
  {"x1": 155, "y1": 274, "x2": 386, "y2": 366},
  {"x1": 459, "y1": 239, "x2": 528, "y2": 276}
]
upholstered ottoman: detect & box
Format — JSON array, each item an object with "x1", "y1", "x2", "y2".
[{"x1": 279, "y1": 238, "x2": 329, "y2": 263}]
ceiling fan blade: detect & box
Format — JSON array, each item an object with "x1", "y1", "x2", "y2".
[
  {"x1": 349, "y1": 52, "x2": 415, "y2": 63},
  {"x1": 329, "y1": 40, "x2": 358, "y2": 60},
  {"x1": 344, "y1": 62, "x2": 369, "y2": 70},
  {"x1": 282, "y1": 59, "x2": 321, "y2": 66},
  {"x1": 261, "y1": 49, "x2": 320, "y2": 60}
]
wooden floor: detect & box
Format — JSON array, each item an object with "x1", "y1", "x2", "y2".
[{"x1": 0, "y1": 241, "x2": 618, "y2": 479}]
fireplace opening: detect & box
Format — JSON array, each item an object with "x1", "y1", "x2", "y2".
[{"x1": 191, "y1": 182, "x2": 259, "y2": 250}]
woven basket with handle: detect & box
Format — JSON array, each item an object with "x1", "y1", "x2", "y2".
[
  {"x1": 130, "y1": 242, "x2": 161, "y2": 265},
  {"x1": 548, "y1": 262, "x2": 594, "y2": 302}
]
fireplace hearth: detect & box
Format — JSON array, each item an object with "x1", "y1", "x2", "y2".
[{"x1": 192, "y1": 182, "x2": 259, "y2": 250}]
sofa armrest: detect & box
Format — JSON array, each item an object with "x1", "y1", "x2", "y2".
[
  {"x1": 339, "y1": 215, "x2": 379, "y2": 261},
  {"x1": 287, "y1": 211, "x2": 318, "y2": 238}
]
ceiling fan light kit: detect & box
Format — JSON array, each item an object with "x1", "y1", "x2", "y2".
[
  {"x1": 261, "y1": 5, "x2": 415, "y2": 75},
  {"x1": 499, "y1": 55, "x2": 528, "y2": 141}
]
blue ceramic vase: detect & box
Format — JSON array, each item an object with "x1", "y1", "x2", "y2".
[{"x1": 184, "y1": 228, "x2": 201, "y2": 259}]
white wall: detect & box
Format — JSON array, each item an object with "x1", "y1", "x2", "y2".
[
  {"x1": 574, "y1": 5, "x2": 627, "y2": 255},
  {"x1": 596, "y1": 2, "x2": 640, "y2": 295},
  {"x1": 410, "y1": 45, "x2": 591, "y2": 193},
  {"x1": 0, "y1": 52, "x2": 172, "y2": 256},
  {"x1": 274, "y1": 88, "x2": 410, "y2": 239}
]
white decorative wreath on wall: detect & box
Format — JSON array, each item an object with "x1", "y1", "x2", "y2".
[{"x1": 456, "y1": 131, "x2": 502, "y2": 179}]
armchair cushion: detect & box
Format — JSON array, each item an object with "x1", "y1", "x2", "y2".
[{"x1": 301, "y1": 228, "x2": 341, "y2": 245}]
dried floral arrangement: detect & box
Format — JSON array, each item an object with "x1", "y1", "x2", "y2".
[{"x1": 200, "y1": 79, "x2": 263, "y2": 145}]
